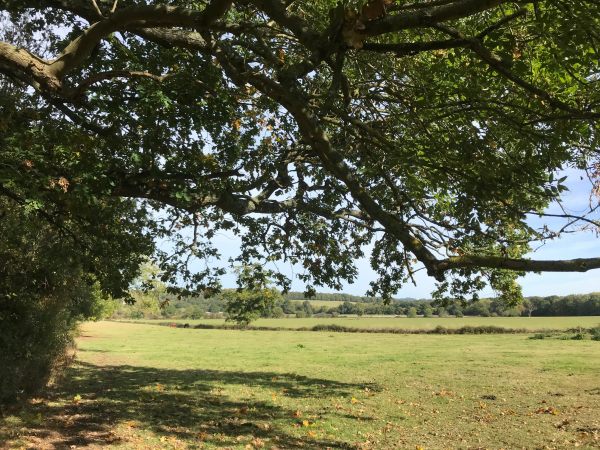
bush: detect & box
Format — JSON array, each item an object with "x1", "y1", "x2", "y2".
[
  {"x1": 437, "y1": 307, "x2": 449, "y2": 318},
  {"x1": 422, "y1": 306, "x2": 433, "y2": 318},
  {"x1": 271, "y1": 306, "x2": 285, "y2": 318},
  {"x1": 0, "y1": 196, "x2": 147, "y2": 407},
  {"x1": 0, "y1": 276, "x2": 108, "y2": 406},
  {"x1": 529, "y1": 333, "x2": 547, "y2": 340}
]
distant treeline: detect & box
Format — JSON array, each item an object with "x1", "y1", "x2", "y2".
[
  {"x1": 282, "y1": 292, "x2": 417, "y2": 303},
  {"x1": 110, "y1": 291, "x2": 600, "y2": 320},
  {"x1": 335, "y1": 294, "x2": 600, "y2": 317}
]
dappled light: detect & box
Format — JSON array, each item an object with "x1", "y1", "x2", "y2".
[{"x1": 3, "y1": 361, "x2": 367, "y2": 449}]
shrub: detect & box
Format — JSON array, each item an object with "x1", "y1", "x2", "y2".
[
  {"x1": 0, "y1": 196, "x2": 147, "y2": 407},
  {"x1": 271, "y1": 306, "x2": 285, "y2": 318},
  {"x1": 437, "y1": 307, "x2": 449, "y2": 318},
  {"x1": 422, "y1": 306, "x2": 433, "y2": 318},
  {"x1": 529, "y1": 333, "x2": 546, "y2": 340},
  {"x1": 0, "y1": 276, "x2": 107, "y2": 406}
]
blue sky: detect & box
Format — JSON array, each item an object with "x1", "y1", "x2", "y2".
[{"x1": 210, "y1": 169, "x2": 599, "y2": 298}]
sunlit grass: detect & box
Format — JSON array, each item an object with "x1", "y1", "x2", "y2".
[{"x1": 2, "y1": 321, "x2": 599, "y2": 449}]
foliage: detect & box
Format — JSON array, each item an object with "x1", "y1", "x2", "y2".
[
  {"x1": 111, "y1": 289, "x2": 600, "y2": 320},
  {"x1": 0, "y1": 0, "x2": 598, "y2": 304},
  {"x1": 422, "y1": 305, "x2": 434, "y2": 318},
  {"x1": 0, "y1": 196, "x2": 134, "y2": 405},
  {"x1": 0, "y1": 68, "x2": 152, "y2": 402},
  {"x1": 224, "y1": 288, "x2": 283, "y2": 326}
]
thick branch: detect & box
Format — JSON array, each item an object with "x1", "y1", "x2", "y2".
[
  {"x1": 210, "y1": 41, "x2": 444, "y2": 277},
  {"x1": 49, "y1": 1, "x2": 231, "y2": 78},
  {"x1": 0, "y1": 42, "x2": 61, "y2": 92},
  {"x1": 362, "y1": 38, "x2": 469, "y2": 56},
  {"x1": 363, "y1": 0, "x2": 514, "y2": 36},
  {"x1": 438, "y1": 255, "x2": 600, "y2": 273}
]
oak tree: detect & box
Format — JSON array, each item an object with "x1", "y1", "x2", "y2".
[{"x1": 1, "y1": 0, "x2": 599, "y2": 302}]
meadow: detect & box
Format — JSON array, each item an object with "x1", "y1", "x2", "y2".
[
  {"x1": 2, "y1": 319, "x2": 599, "y2": 449},
  {"x1": 136, "y1": 315, "x2": 600, "y2": 331}
]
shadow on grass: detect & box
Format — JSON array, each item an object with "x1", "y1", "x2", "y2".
[{"x1": 2, "y1": 361, "x2": 372, "y2": 449}]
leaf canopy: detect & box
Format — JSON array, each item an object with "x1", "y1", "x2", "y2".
[{"x1": 1, "y1": 0, "x2": 599, "y2": 301}]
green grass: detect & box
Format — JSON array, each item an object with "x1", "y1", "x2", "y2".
[
  {"x1": 2, "y1": 321, "x2": 599, "y2": 449},
  {"x1": 136, "y1": 315, "x2": 600, "y2": 331}
]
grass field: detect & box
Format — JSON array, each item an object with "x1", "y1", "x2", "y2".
[
  {"x1": 2, "y1": 320, "x2": 599, "y2": 449},
  {"x1": 137, "y1": 315, "x2": 600, "y2": 331}
]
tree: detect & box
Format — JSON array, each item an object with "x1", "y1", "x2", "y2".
[
  {"x1": 223, "y1": 287, "x2": 281, "y2": 325},
  {"x1": 1, "y1": 0, "x2": 600, "y2": 303},
  {"x1": 406, "y1": 307, "x2": 418, "y2": 318},
  {"x1": 0, "y1": 195, "x2": 147, "y2": 404},
  {"x1": 302, "y1": 300, "x2": 314, "y2": 317},
  {"x1": 338, "y1": 301, "x2": 356, "y2": 315},
  {"x1": 127, "y1": 262, "x2": 169, "y2": 318},
  {"x1": 520, "y1": 298, "x2": 533, "y2": 317},
  {"x1": 356, "y1": 303, "x2": 365, "y2": 317},
  {"x1": 422, "y1": 305, "x2": 434, "y2": 318},
  {"x1": 465, "y1": 300, "x2": 492, "y2": 317},
  {"x1": 436, "y1": 306, "x2": 449, "y2": 318}
]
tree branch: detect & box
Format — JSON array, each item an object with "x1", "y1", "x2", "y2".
[
  {"x1": 438, "y1": 255, "x2": 600, "y2": 273},
  {"x1": 361, "y1": 38, "x2": 469, "y2": 56},
  {"x1": 49, "y1": 1, "x2": 232, "y2": 78},
  {"x1": 363, "y1": 0, "x2": 517, "y2": 35}
]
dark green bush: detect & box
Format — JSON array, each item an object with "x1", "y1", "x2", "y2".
[
  {"x1": 529, "y1": 333, "x2": 547, "y2": 340},
  {"x1": 1, "y1": 294, "x2": 76, "y2": 404},
  {"x1": 0, "y1": 274, "x2": 109, "y2": 406},
  {"x1": 0, "y1": 196, "x2": 145, "y2": 407}
]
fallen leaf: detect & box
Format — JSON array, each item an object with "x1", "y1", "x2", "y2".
[{"x1": 536, "y1": 406, "x2": 559, "y2": 415}]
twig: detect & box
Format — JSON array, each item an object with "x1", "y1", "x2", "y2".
[{"x1": 90, "y1": 0, "x2": 104, "y2": 18}]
